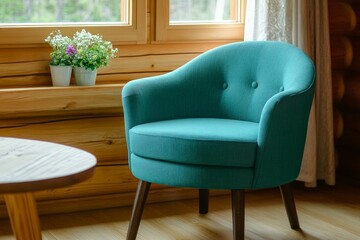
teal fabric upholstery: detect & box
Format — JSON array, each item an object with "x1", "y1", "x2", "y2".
[
  {"x1": 130, "y1": 118, "x2": 258, "y2": 167},
  {"x1": 130, "y1": 155, "x2": 254, "y2": 189},
  {"x1": 122, "y1": 41, "x2": 315, "y2": 190}
]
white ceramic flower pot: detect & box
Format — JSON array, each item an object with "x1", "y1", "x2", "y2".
[
  {"x1": 74, "y1": 67, "x2": 97, "y2": 86},
  {"x1": 50, "y1": 65, "x2": 72, "y2": 86}
]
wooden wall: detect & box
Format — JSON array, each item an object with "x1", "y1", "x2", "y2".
[
  {"x1": 329, "y1": 0, "x2": 360, "y2": 184},
  {"x1": 0, "y1": 1, "x2": 232, "y2": 217},
  {"x1": 2, "y1": 0, "x2": 358, "y2": 217}
]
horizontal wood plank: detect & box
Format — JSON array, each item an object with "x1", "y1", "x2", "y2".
[
  {"x1": 0, "y1": 43, "x2": 225, "y2": 63},
  {"x1": 0, "y1": 186, "x2": 227, "y2": 218},
  {"x1": 0, "y1": 76, "x2": 52, "y2": 88},
  {"x1": 0, "y1": 84, "x2": 123, "y2": 118},
  {"x1": 33, "y1": 165, "x2": 140, "y2": 201},
  {"x1": 0, "y1": 116, "x2": 127, "y2": 165},
  {"x1": 0, "y1": 72, "x2": 167, "y2": 88},
  {"x1": 0, "y1": 165, "x2": 154, "y2": 204},
  {"x1": 0, "y1": 42, "x2": 226, "y2": 88},
  {"x1": 0, "y1": 54, "x2": 196, "y2": 79}
]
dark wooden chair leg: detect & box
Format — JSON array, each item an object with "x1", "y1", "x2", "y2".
[
  {"x1": 199, "y1": 189, "x2": 209, "y2": 214},
  {"x1": 127, "y1": 180, "x2": 151, "y2": 240},
  {"x1": 231, "y1": 189, "x2": 245, "y2": 240},
  {"x1": 280, "y1": 183, "x2": 300, "y2": 229}
]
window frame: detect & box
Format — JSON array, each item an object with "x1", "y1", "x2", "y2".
[
  {"x1": 0, "y1": 0, "x2": 146, "y2": 46},
  {"x1": 154, "y1": 0, "x2": 246, "y2": 43}
]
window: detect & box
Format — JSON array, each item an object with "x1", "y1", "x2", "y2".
[
  {"x1": 170, "y1": 0, "x2": 236, "y2": 23},
  {"x1": 0, "y1": 0, "x2": 146, "y2": 45},
  {"x1": 155, "y1": 0, "x2": 246, "y2": 42},
  {"x1": 0, "y1": 0, "x2": 126, "y2": 24}
]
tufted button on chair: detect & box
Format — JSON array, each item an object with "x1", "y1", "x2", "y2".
[{"x1": 122, "y1": 41, "x2": 315, "y2": 240}]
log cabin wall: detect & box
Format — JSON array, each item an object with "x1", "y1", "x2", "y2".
[
  {"x1": 2, "y1": 0, "x2": 359, "y2": 217},
  {"x1": 329, "y1": 0, "x2": 360, "y2": 184},
  {"x1": 0, "y1": 1, "x2": 234, "y2": 217}
]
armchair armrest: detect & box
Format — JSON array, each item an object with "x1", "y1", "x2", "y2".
[
  {"x1": 122, "y1": 73, "x2": 184, "y2": 129},
  {"x1": 252, "y1": 85, "x2": 314, "y2": 189}
]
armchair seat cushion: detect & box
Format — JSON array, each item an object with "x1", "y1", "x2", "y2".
[{"x1": 129, "y1": 118, "x2": 258, "y2": 168}]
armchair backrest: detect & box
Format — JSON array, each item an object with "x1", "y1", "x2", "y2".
[{"x1": 170, "y1": 41, "x2": 315, "y2": 123}]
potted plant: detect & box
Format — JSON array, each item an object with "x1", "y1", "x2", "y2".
[
  {"x1": 45, "y1": 30, "x2": 76, "y2": 86},
  {"x1": 71, "y1": 29, "x2": 118, "y2": 86}
]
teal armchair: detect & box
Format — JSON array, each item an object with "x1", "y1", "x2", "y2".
[{"x1": 122, "y1": 41, "x2": 315, "y2": 240}]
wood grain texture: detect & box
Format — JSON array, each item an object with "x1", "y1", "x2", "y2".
[
  {"x1": 126, "y1": 181, "x2": 151, "y2": 240},
  {"x1": 0, "y1": 43, "x2": 223, "y2": 88},
  {"x1": 4, "y1": 193, "x2": 42, "y2": 240},
  {"x1": 0, "y1": 186, "x2": 226, "y2": 218},
  {"x1": 351, "y1": 4, "x2": 360, "y2": 36},
  {"x1": 0, "y1": 165, "x2": 227, "y2": 218},
  {"x1": 0, "y1": 85, "x2": 123, "y2": 118},
  {"x1": 333, "y1": 107, "x2": 344, "y2": 139},
  {"x1": 0, "y1": 183, "x2": 358, "y2": 240},
  {"x1": 331, "y1": 71, "x2": 345, "y2": 103},
  {"x1": 342, "y1": 74, "x2": 360, "y2": 111},
  {"x1": 329, "y1": 0, "x2": 360, "y2": 183},
  {"x1": 350, "y1": 38, "x2": 360, "y2": 72},
  {"x1": 337, "y1": 111, "x2": 360, "y2": 155},
  {"x1": 34, "y1": 166, "x2": 139, "y2": 201},
  {"x1": 330, "y1": 36, "x2": 353, "y2": 70},
  {"x1": 328, "y1": 1, "x2": 357, "y2": 34},
  {"x1": 0, "y1": 137, "x2": 96, "y2": 193},
  {"x1": 0, "y1": 138, "x2": 97, "y2": 240},
  {"x1": 0, "y1": 116, "x2": 126, "y2": 165}
]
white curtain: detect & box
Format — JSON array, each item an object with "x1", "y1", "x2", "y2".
[{"x1": 245, "y1": 0, "x2": 336, "y2": 187}]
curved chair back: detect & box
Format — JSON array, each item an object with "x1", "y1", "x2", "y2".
[{"x1": 159, "y1": 41, "x2": 315, "y2": 123}]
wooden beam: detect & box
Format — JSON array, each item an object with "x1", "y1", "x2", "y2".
[{"x1": 0, "y1": 84, "x2": 123, "y2": 118}]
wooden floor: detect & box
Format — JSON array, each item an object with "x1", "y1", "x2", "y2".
[{"x1": 0, "y1": 182, "x2": 359, "y2": 240}]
